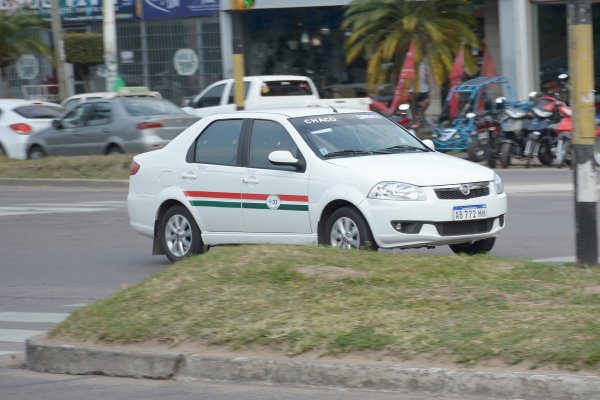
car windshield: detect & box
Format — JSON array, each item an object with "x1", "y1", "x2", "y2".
[
  {"x1": 289, "y1": 112, "x2": 427, "y2": 159},
  {"x1": 122, "y1": 98, "x2": 185, "y2": 116},
  {"x1": 14, "y1": 105, "x2": 64, "y2": 119}
]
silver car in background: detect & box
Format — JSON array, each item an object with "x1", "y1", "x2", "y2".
[{"x1": 26, "y1": 97, "x2": 199, "y2": 159}]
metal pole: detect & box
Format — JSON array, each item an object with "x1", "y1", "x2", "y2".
[
  {"x1": 231, "y1": 10, "x2": 245, "y2": 110},
  {"x1": 568, "y1": 0, "x2": 598, "y2": 266},
  {"x1": 103, "y1": 0, "x2": 118, "y2": 92},
  {"x1": 51, "y1": 0, "x2": 68, "y2": 101}
]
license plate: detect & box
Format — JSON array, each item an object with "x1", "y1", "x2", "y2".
[{"x1": 453, "y1": 205, "x2": 487, "y2": 221}]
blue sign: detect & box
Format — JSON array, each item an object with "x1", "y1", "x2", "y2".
[
  {"x1": 60, "y1": 0, "x2": 136, "y2": 23},
  {"x1": 5, "y1": 0, "x2": 136, "y2": 23},
  {"x1": 142, "y1": 0, "x2": 219, "y2": 20}
]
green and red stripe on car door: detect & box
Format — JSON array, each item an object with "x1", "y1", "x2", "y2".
[{"x1": 184, "y1": 191, "x2": 309, "y2": 211}]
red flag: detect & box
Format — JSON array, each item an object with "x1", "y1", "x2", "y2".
[
  {"x1": 448, "y1": 45, "x2": 464, "y2": 119},
  {"x1": 480, "y1": 44, "x2": 497, "y2": 77},
  {"x1": 390, "y1": 41, "x2": 416, "y2": 112}
]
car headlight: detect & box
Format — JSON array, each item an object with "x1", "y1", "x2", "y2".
[
  {"x1": 493, "y1": 173, "x2": 504, "y2": 194},
  {"x1": 368, "y1": 182, "x2": 426, "y2": 201}
]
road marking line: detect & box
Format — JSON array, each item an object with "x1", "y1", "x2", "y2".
[
  {"x1": 0, "y1": 351, "x2": 18, "y2": 356},
  {"x1": 0, "y1": 329, "x2": 44, "y2": 343},
  {"x1": 0, "y1": 312, "x2": 69, "y2": 323}
]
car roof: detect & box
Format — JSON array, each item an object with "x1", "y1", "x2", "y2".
[
  {"x1": 0, "y1": 99, "x2": 59, "y2": 107},
  {"x1": 210, "y1": 107, "x2": 369, "y2": 119}
]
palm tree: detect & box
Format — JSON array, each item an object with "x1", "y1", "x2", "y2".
[
  {"x1": 0, "y1": 13, "x2": 51, "y2": 98},
  {"x1": 343, "y1": 0, "x2": 480, "y2": 90}
]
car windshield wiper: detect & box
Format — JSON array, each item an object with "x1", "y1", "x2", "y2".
[
  {"x1": 377, "y1": 144, "x2": 427, "y2": 153},
  {"x1": 323, "y1": 149, "x2": 376, "y2": 158}
]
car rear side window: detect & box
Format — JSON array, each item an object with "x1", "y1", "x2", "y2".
[
  {"x1": 260, "y1": 80, "x2": 314, "y2": 96},
  {"x1": 194, "y1": 120, "x2": 243, "y2": 166},
  {"x1": 13, "y1": 105, "x2": 64, "y2": 119}
]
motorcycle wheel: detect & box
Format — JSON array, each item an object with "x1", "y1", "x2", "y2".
[
  {"x1": 485, "y1": 144, "x2": 496, "y2": 168},
  {"x1": 556, "y1": 138, "x2": 571, "y2": 168},
  {"x1": 468, "y1": 140, "x2": 485, "y2": 163},
  {"x1": 594, "y1": 137, "x2": 600, "y2": 166},
  {"x1": 538, "y1": 140, "x2": 554, "y2": 166},
  {"x1": 500, "y1": 142, "x2": 512, "y2": 169}
]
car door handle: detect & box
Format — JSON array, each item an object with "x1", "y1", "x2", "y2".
[
  {"x1": 243, "y1": 176, "x2": 259, "y2": 184},
  {"x1": 181, "y1": 172, "x2": 197, "y2": 180},
  {"x1": 102, "y1": 128, "x2": 111, "y2": 133}
]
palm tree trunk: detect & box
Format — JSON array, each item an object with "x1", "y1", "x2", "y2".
[{"x1": 0, "y1": 66, "x2": 10, "y2": 98}]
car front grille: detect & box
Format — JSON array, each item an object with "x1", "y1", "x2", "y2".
[
  {"x1": 434, "y1": 182, "x2": 490, "y2": 200},
  {"x1": 435, "y1": 218, "x2": 495, "y2": 236}
]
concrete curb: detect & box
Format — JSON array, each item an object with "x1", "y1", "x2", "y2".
[
  {"x1": 26, "y1": 335, "x2": 600, "y2": 400},
  {"x1": 0, "y1": 178, "x2": 128, "y2": 189}
]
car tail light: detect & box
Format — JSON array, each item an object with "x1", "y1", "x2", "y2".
[
  {"x1": 9, "y1": 123, "x2": 32, "y2": 134},
  {"x1": 130, "y1": 161, "x2": 140, "y2": 175},
  {"x1": 136, "y1": 122, "x2": 163, "y2": 130}
]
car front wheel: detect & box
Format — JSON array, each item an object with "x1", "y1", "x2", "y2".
[
  {"x1": 160, "y1": 205, "x2": 204, "y2": 262},
  {"x1": 326, "y1": 207, "x2": 377, "y2": 250},
  {"x1": 449, "y1": 237, "x2": 496, "y2": 255}
]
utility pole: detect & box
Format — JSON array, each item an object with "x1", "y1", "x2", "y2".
[
  {"x1": 51, "y1": 0, "x2": 68, "y2": 101},
  {"x1": 567, "y1": 0, "x2": 598, "y2": 266},
  {"x1": 103, "y1": 0, "x2": 118, "y2": 92},
  {"x1": 230, "y1": 0, "x2": 254, "y2": 110}
]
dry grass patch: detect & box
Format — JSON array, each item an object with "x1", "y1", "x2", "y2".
[{"x1": 50, "y1": 245, "x2": 600, "y2": 372}]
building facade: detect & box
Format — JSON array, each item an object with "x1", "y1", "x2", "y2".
[{"x1": 0, "y1": 0, "x2": 595, "y2": 111}]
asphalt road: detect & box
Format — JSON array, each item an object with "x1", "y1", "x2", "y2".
[{"x1": 0, "y1": 168, "x2": 595, "y2": 399}]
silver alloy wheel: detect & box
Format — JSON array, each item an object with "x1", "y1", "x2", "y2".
[
  {"x1": 29, "y1": 147, "x2": 45, "y2": 160},
  {"x1": 330, "y1": 216, "x2": 360, "y2": 249},
  {"x1": 164, "y1": 214, "x2": 193, "y2": 258}
]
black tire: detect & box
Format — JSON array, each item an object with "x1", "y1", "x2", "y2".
[
  {"x1": 468, "y1": 140, "x2": 484, "y2": 163},
  {"x1": 325, "y1": 207, "x2": 377, "y2": 250},
  {"x1": 449, "y1": 237, "x2": 496, "y2": 255},
  {"x1": 0, "y1": 145, "x2": 6, "y2": 157},
  {"x1": 500, "y1": 142, "x2": 512, "y2": 169},
  {"x1": 594, "y1": 137, "x2": 600, "y2": 166},
  {"x1": 160, "y1": 205, "x2": 204, "y2": 262},
  {"x1": 485, "y1": 139, "x2": 497, "y2": 169},
  {"x1": 28, "y1": 145, "x2": 46, "y2": 160},
  {"x1": 538, "y1": 140, "x2": 553, "y2": 166},
  {"x1": 106, "y1": 144, "x2": 123, "y2": 155}
]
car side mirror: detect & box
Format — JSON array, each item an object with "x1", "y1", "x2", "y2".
[
  {"x1": 52, "y1": 119, "x2": 62, "y2": 129},
  {"x1": 421, "y1": 139, "x2": 435, "y2": 150},
  {"x1": 269, "y1": 150, "x2": 298, "y2": 165}
]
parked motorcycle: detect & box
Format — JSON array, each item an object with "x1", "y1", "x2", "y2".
[
  {"x1": 498, "y1": 94, "x2": 534, "y2": 168},
  {"x1": 522, "y1": 94, "x2": 563, "y2": 168},
  {"x1": 553, "y1": 104, "x2": 573, "y2": 168},
  {"x1": 467, "y1": 108, "x2": 503, "y2": 168}
]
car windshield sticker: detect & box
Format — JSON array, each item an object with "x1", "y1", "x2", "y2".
[
  {"x1": 184, "y1": 191, "x2": 308, "y2": 211},
  {"x1": 319, "y1": 147, "x2": 328, "y2": 156}
]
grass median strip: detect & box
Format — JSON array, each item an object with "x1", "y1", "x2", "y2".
[
  {"x1": 0, "y1": 154, "x2": 132, "y2": 180},
  {"x1": 50, "y1": 245, "x2": 600, "y2": 372}
]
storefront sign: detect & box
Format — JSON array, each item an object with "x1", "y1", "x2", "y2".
[
  {"x1": 142, "y1": 0, "x2": 218, "y2": 20},
  {"x1": 0, "y1": 0, "x2": 136, "y2": 23},
  {"x1": 173, "y1": 49, "x2": 199, "y2": 76},
  {"x1": 15, "y1": 54, "x2": 39, "y2": 80}
]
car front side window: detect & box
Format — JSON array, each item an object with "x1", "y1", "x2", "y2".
[
  {"x1": 87, "y1": 102, "x2": 112, "y2": 126},
  {"x1": 193, "y1": 119, "x2": 243, "y2": 166},
  {"x1": 248, "y1": 120, "x2": 300, "y2": 171},
  {"x1": 193, "y1": 84, "x2": 225, "y2": 108},
  {"x1": 62, "y1": 103, "x2": 92, "y2": 128}
]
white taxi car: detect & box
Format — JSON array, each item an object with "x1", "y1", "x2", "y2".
[{"x1": 127, "y1": 108, "x2": 507, "y2": 262}]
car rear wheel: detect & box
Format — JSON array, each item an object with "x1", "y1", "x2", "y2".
[
  {"x1": 0, "y1": 145, "x2": 6, "y2": 157},
  {"x1": 449, "y1": 237, "x2": 496, "y2": 255},
  {"x1": 106, "y1": 144, "x2": 123, "y2": 155},
  {"x1": 28, "y1": 146, "x2": 46, "y2": 160},
  {"x1": 326, "y1": 207, "x2": 377, "y2": 250},
  {"x1": 160, "y1": 205, "x2": 204, "y2": 262}
]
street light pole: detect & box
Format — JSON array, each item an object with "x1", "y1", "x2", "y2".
[
  {"x1": 567, "y1": 0, "x2": 598, "y2": 266},
  {"x1": 51, "y1": 0, "x2": 68, "y2": 101},
  {"x1": 103, "y1": 0, "x2": 118, "y2": 92}
]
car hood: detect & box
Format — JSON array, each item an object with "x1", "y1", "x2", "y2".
[{"x1": 324, "y1": 152, "x2": 494, "y2": 186}]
